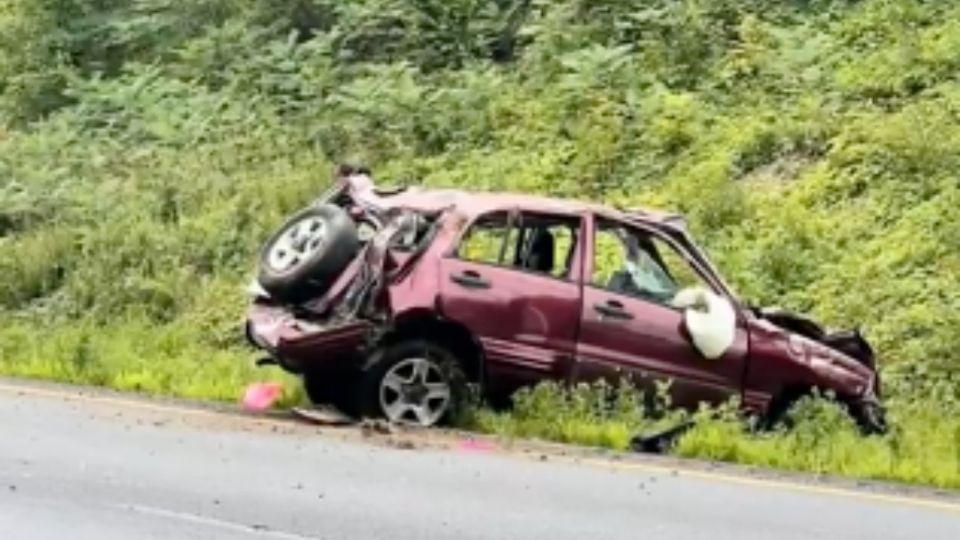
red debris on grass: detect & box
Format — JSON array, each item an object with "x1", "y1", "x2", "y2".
[{"x1": 242, "y1": 381, "x2": 284, "y2": 412}]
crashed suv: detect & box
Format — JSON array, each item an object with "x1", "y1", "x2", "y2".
[{"x1": 245, "y1": 166, "x2": 885, "y2": 433}]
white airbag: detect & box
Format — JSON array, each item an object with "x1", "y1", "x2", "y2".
[{"x1": 672, "y1": 287, "x2": 736, "y2": 360}]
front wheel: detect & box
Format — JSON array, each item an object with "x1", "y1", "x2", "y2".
[
  {"x1": 358, "y1": 340, "x2": 467, "y2": 427},
  {"x1": 851, "y1": 400, "x2": 888, "y2": 435}
]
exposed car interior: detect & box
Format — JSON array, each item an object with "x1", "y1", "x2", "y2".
[
  {"x1": 594, "y1": 219, "x2": 697, "y2": 305},
  {"x1": 458, "y1": 212, "x2": 579, "y2": 279}
]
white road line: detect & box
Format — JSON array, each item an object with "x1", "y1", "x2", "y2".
[{"x1": 115, "y1": 503, "x2": 320, "y2": 540}]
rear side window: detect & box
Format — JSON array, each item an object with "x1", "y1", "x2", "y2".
[
  {"x1": 456, "y1": 211, "x2": 580, "y2": 280},
  {"x1": 457, "y1": 212, "x2": 515, "y2": 265}
]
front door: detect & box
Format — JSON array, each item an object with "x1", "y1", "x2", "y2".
[
  {"x1": 438, "y1": 210, "x2": 583, "y2": 397},
  {"x1": 574, "y1": 216, "x2": 748, "y2": 411}
]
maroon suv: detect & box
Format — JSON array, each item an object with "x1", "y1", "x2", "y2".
[{"x1": 245, "y1": 166, "x2": 884, "y2": 432}]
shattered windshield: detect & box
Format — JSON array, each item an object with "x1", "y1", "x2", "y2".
[
  {"x1": 593, "y1": 220, "x2": 708, "y2": 305},
  {"x1": 622, "y1": 240, "x2": 678, "y2": 301}
]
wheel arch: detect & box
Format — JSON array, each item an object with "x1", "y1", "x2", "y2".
[
  {"x1": 378, "y1": 309, "x2": 486, "y2": 385},
  {"x1": 761, "y1": 381, "x2": 879, "y2": 432},
  {"x1": 761, "y1": 384, "x2": 812, "y2": 426}
]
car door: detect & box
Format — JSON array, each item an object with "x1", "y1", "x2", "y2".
[
  {"x1": 438, "y1": 210, "x2": 584, "y2": 397},
  {"x1": 574, "y1": 215, "x2": 748, "y2": 411}
]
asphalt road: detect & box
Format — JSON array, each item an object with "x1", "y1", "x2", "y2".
[{"x1": 1, "y1": 381, "x2": 958, "y2": 540}]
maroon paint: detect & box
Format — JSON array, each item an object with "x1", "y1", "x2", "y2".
[
  {"x1": 576, "y1": 286, "x2": 749, "y2": 409},
  {"x1": 439, "y1": 256, "x2": 581, "y2": 394}
]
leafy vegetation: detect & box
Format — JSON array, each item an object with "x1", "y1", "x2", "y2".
[
  {"x1": 2, "y1": 0, "x2": 959, "y2": 486},
  {"x1": 471, "y1": 381, "x2": 960, "y2": 490}
]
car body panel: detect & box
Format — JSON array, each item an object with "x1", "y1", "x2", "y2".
[
  {"x1": 439, "y1": 256, "x2": 582, "y2": 394},
  {"x1": 383, "y1": 216, "x2": 461, "y2": 317},
  {"x1": 575, "y1": 285, "x2": 749, "y2": 410},
  {"x1": 246, "y1": 301, "x2": 373, "y2": 372},
  {"x1": 743, "y1": 317, "x2": 877, "y2": 404},
  {"x1": 572, "y1": 211, "x2": 750, "y2": 410},
  {"x1": 274, "y1": 320, "x2": 374, "y2": 372}
]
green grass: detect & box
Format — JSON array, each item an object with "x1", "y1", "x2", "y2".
[
  {"x1": 674, "y1": 400, "x2": 960, "y2": 490},
  {"x1": 470, "y1": 382, "x2": 960, "y2": 490},
  {"x1": 0, "y1": 318, "x2": 304, "y2": 407},
  {"x1": 2, "y1": 314, "x2": 957, "y2": 490}
]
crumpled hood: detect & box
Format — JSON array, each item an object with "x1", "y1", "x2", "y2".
[
  {"x1": 746, "y1": 310, "x2": 880, "y2": 401},
  {"x1": 757, "y1": 307, "x2": 877, "y2": 369},
  {"x1": 785, "y1": 331, "x2": 876, "y2": 394}
]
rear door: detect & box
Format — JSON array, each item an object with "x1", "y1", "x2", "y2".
[
  {"x1": 438, "y1": 210, "x2": 584, "y2": 396},
  {"x1": 574, "y1": 215, "x2": 748, "y2": 410}
]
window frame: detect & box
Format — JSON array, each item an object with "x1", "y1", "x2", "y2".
[
  {"x1": 586, "y1": 214, "x2": 723, "y2": 309},
  {"x1": 451, "y1": 210, "x2": 515, "y2": 266},
  {"x1": 448, "y1": 208, "x2": 584, "y2": 284}
]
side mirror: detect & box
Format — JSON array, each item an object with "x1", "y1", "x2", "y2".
[{"x1": 671, "y1": 287, "x2": 736, "y2": 359}]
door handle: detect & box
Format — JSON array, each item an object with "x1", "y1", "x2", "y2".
[
  {"x1": 450, "y1": 270, "x2": 491, "y2": 289},
  {"x1": 594, "y1": 301, "x2": 633, "y2": 321}
]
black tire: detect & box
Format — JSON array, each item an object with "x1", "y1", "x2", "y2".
[
  {"x1": 761, "y1": 390, "x2": 888, "y2": 436},
  {"x1": 358, "y1": 340, "x2": 468, "y2": 427},
  {"x1": 851, "y1": 400, "x2": 888, "y2": 435},
  {"x1": 258, "y1": 204, "x2": 359, "y2": 303},
  {"x1": 302, "y1": 369, "x2": 359, "y2": 416}
]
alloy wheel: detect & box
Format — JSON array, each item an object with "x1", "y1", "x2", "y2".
[{"x1": 379, "y1": 356, "x2": 452, "y2": 426}]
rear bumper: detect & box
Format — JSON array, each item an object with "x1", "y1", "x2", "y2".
[
  {"x1": 245, "y1": 302, "x2": 310, "y2": 353},
  {"x1": 246, "y1": 302, "x2": 373, "y2": 373}
]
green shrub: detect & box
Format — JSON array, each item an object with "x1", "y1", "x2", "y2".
[{"x1": 473, "y1": 382, "x2": 960, "y2": 489}]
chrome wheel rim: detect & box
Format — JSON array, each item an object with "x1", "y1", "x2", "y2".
[
  {"x1": 379, "y1": 356, "x2": 451, "y2": 426},
  {"x1": 267, "y1": 216, "x2": 328, "y2": 274}
]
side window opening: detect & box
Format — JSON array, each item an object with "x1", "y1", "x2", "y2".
[
  {"x1": 456, "y1": 211, "x2": 579, "y2": 280},
  {"x1": 514, "y1": 214, "x2": 579, "y2": 279},
  {"x1": 457, "y1": 212, "x2": 512, "y2": 264},
  {"x1": 649, "y1": 236, "x2": 705, "y2": 292},
  {"x1": 592, "y1": 218, "x2": 709, "y2": 305}
]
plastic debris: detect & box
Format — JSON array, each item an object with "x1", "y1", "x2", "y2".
[
  {"x1": 242, "y1": 381, "x2": 284, "y2": 412},
  {"x1": 291, "y1": 405, "x2": 355, "y2": 426}
]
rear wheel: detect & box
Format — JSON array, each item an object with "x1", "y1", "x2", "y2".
[
  {"x1": 302, "y1": 369, "x2": 359, "y2": 416},
  {"x1": 358, "y1": 340, "x2": 467, "y2": 427}
]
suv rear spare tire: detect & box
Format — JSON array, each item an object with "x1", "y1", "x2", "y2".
[{"x1": 258, "y1": 204, "x2": 359, "y2": 303}]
